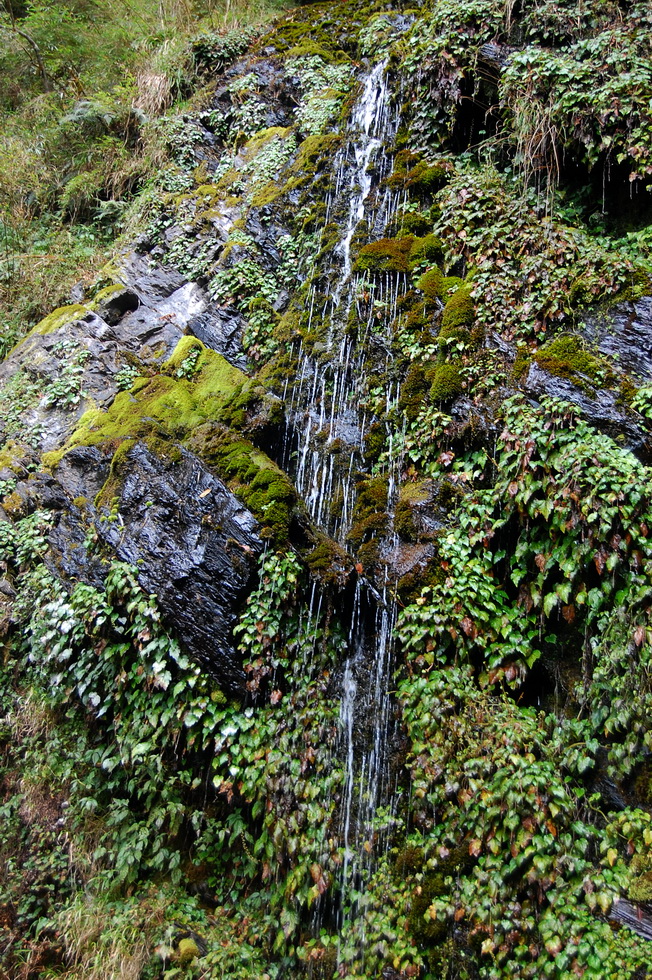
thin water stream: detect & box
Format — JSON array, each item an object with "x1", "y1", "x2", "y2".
[{"x1": 283, "y1": 59, "x2": 411, "y2": 953}]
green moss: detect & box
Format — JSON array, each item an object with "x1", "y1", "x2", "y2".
[
  {"x1": 292, "y1": 134, "x2": 341, "y2": 173},
  {"x1": 353, "y1": 475, "x2": 388, "y2": 518},
  {"x1": 90, "y1": 284, "x2": 125, "y2": 304},
  {"x1": 399, "y1": 362, "x2": 433, "y2": 421},
  {"x1": 26, "y1": 304, "x2": 89, "y2": 339},
  {"x1": 534, "y1": 334, "x2": 612, "y2": 391},
  {"x1": 304, "y1": 533, "x2": 353, "y2": 584},
  {"x1": 387, "y1": 155, "x2": 451, "y2": 195},
  {"x1": 416, "y1": 267, "x2": 444, "y2": 303},
  {"x1": 408, "y1": 234, "x2": 443, "y2": 268},
  {"x1": 177, "y1": 938, "x2": 200, "y2": 967},
  {"x1": 512, "y1": 347, "x2": 532, "y2": 382},
  {"x1": 394, "y1": 499, "x2": 416, "y2": 540},
  {"x1": 363, "y1": 422, "x2": 386, "y2": 465},
  {"x1": 285, "y1": 42, "x2": 350, "y2": 63},
  {"x1": 430, "y1": 364, "x2": 462, "y2": 402},
  {"x1": 441, "y1": 286, "x2": 474, "y2": 332},
  {"x1": 41, "y1": 338, "x2": 291, "y2": 541},
  {"x1": 439, "y1": 275, "x2": 464, "y2": 298},
  {"x1": 354, "y1": 236, "x2": 415, "y2": 273},
  {"x1": 187, "y1": 423, "x2": 296, "y2": 542},
  {"x1": 628, "y1": 870, "x2": 652, "y2": 903}
]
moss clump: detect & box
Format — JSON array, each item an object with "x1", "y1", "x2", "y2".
[
  {"x1": 512, "y1": 347, "x2": 532, "y2": 382},
  {"x1": 188, "y1": 423, "x2": 296, "y2": 543},
  {"x1": 439, "y1": 276, "x2": 464, "y2": 299},
  {"x1": 304, "y1": 533, "x2": 353, "y2": 584},
  {"x1": 396, "y1": 560, "x2": 445, "y2": 605},
  {"x1": 347, "y1": 475, "x2": 389, "y2": 550},
  {"x1": 387, "y1": 153, "x2": 451, "y2": 195},
  {"x1": 353, "y1": 475, "x2": 388, "y2": 517},
  {"x1": 26, "y1": 304, "x2": 89, "y2": 339},
  {"x1": 394, "y1": 499, "x2": 417, "y2": 540},
  {"x1": 416, "y1": 267, "x2": 444, "y2": 303},
  {"x1": 354, "y1": 236, "x2": 414, "y2": 273},
  {"x1": 441, "y1": 286, "x2": 474, "y2": 332},
  {"x1": 42, "y1": 338, "x2": 291, "y2": 541},
  {"x1": 533, "y1": 334, "x2": 610, "y2": 390},
  {"x1": 399, "y1": 363, "x2": 434, "y2": 421},
  {"x1": 286, "y1": 41, "x2": 349, "y2": 63},
  {"x1": 396, "y1": 210, "x2": 432, "y2": 236},
  {"x1": 628, "y1": 870, "x2": 652, "y2": 903},
  {"x1": 363, "y1": 422, "x2": 386, "y2": 465},
  {"x1": 409, "y1": 234, "x2": 443, "y2": 267},
  {"x1": 293, "y1": 134, "x2": 341, "y2": 173},
  {"x1": 177, "y1": 938, "x2": 199, "y2": 967},
  {"x1": 430, "y1": 364, "x2": 462, "y2": 402}
]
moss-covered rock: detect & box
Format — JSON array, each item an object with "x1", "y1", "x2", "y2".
[
  {"x1": 441, "y1": 285, "x2": 474, "y2": 332},
  {"x1": 430, "y1": 364, "x2": 462, "y2": 402},
  {"x1": 416, "y1": 267, "x2": 445, "y2": 303},
  {"x1": 354, "y1": 236, "x2": 415, "y2": 273},
  {"x1": 533, "y1": 333, "x2": 613, "y2": 391}
]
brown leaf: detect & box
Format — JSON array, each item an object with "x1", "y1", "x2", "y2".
[
  {"x1": 461, "y1": 616, "x2": 477, "y2": 638},
  {"x1": 469, "y1": 839, "x2": 482, "y2": 857},
  {"x1": 594, "y1": 550, "x2": 606, "y2": 575},
  {"x1": 561, "y1": 604, "x2": 575, "y2": 624},
  {"x1": 534, "y1": 553, "x2": 547, "y2": 572},
  {"x1": 634, "y1": 625, "x2": 646, "y2": 647},
  {"x1": 454, "y1": 907, "x2": 466, "y2": 922},
  {"x1": 507, "y1": 481, "x2": 519, "y2": 497},
  {"x1": 270, "y1": 689, "x2": 283, "y2": 705}
]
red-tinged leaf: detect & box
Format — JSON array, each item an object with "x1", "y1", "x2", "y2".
[
  {"x1": 634, "y1": 625, "x2": 646, "y2": 647},
  {"x1": 561, "y1": 604, "x2": 575, "y2": 623},
  {"x1": 534, "y1": 553, "x2": 547, "y2": 572},
  {"x1": 504, "y1": 663, "x2": 518, "y2": 683},
  {"x1": 594, "y1": 550, "x2": 606, "y2": 574},
  {"x1": 461, "y1": 616, "x2": 477, "y2": 638},
  {"x1": 355, "y1": 562, "x2": 364, "y2": 574},
  {"x1": 546, "y1": 820, "x2": 557, "y2": 838},
  {"x1": 508, "y1": 481, "x2": 519, "y2": 497}
]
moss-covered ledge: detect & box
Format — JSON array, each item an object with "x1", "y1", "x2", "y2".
[{"x1": 41, "y1": 337, "x2": 295, "y2": 542}]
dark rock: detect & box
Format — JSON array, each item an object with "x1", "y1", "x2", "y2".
[
  {"x1": 610, "y1": 898, "x2": 652, "y2": 942},
  {"x1": 88, "y1": 442, "x2": 263, "y2": 692},
  {"x1": 94, "y1": 287, "x2": 140, "y2": 326},
  {"x1": 118, "y1": 251, "x2": 188, "y2": 302},
  {"x1": 586, "y1": 296, "x2": 652, "y2": 379},
  {"x1": 187, "y1": 308, "x2": 247, "y2": 370},
  {"x1": 525, "y1": 362, "x2": 651, "y2": 456}
]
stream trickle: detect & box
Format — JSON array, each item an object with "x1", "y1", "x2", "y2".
[{"x1": 283, "y1": 59, "x2": 410, "y2": 953}]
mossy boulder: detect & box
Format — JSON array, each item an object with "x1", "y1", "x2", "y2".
[
  {"x1": 42, "y1": 338, "x2": 292, "y2": 542},
  {"x1": 354, "y1": 236, "x2": 415, "y2": 273},
  {"x1": 533, "y1": 334, "x2": 613, "y2": 391},
  {"x1": 416, "y1": 267, "x2": 445, "y2": 304},
  {"x1": 430, "y1": 364, "x2": 463, "y2": 402},
  {"x1": 441, "y1": 286, "x2": 474, "y2": 332}
]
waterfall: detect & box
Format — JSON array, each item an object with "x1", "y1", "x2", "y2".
[{"x1": 283, "y1": 59, "x2": 408, "y2": 958}]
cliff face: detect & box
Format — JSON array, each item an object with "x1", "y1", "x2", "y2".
[{"x1": 2, "y1": 1, "x2": 652, "y2": 977}]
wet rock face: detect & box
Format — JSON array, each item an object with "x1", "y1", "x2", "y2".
[
  {"x1": 587, "y1": 297, "x2": 652, "y2": 379},
  {"x1": 525, "y1": 362, "x2": 652, "y2": 457},
  {"x1": 49, "y1": 443, "x2": 262, "y2": 693}
]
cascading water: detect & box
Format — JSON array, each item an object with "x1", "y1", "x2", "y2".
[
  {"x1": 285, "y1": 59, "x2": 405, "y2": 543},
  {"x1": 282, "y1": 58, "x2": 412, "y2": 955}
]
